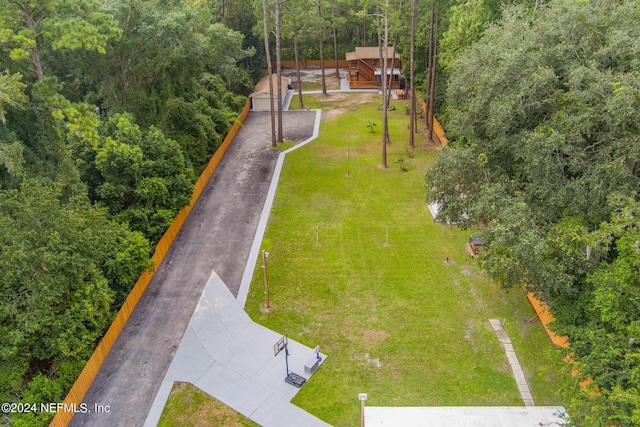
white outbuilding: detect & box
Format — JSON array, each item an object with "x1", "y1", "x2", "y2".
[{"x1": 249, "y1": 75, "x2": 291, "y2": 111}]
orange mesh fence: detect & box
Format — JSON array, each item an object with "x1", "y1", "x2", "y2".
[
  {"x1": 411, "y1": 86, "x2": 582, "y2": 396},
  {"x1": 525, "y1": 292, "x2": 600, "y2": 397},
  {"x1": 526, "y1": 292, "x2": 569, "y2": 348},
  {"x1": 50, "y1": 98, "x2": 251, "y2": 427}
]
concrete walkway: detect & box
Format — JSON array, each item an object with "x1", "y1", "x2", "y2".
[
  {"x1": 489, "y1": 319, "x2": 535, "y2": 406},
  {"x1": 237, "y1": 111, "x2": 322, "y2": 308},
  {"x1": 144, "y1": 271, "x2": 329, "y2": 427},
  {"x1": 364, "y1": 406, "x2": 567, "y2": 426},
  {"x1": 282, "y1": 89, "x2": 294, "y2": 110}
]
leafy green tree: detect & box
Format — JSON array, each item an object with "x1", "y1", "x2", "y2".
[
  {"x1": 0, "y1": 71, "x2": 27, "y2": 125},
  {"x1": 427, "y1": 0, "x2": 640, "y2": 423},
  {"x1": 0, "y1": 47, "x2": 46, "y2": 182},
  {"x1": 2, "y1": 99, "x2": 87, "y2": 196},
  {"x1": 75, "y1": 0, "x2": 249, "y2": 168},
  {"x1": 91, "y1": 0, "x2": 251, "y2": 119},
  {"x1": 439, "y1": 0, "x2": 501, "y2": 69},
  {"x1": 93, "y1": 113, "x2": 196, "y2": 244},
  {"x1": 0, "y1": 0, "x2": 121, "y2": 144},
  {"x1": 0, "y1": 182, "x2": 110, "y2": 404},
  {"x1": 554, "y1": 194, "x2": 640, "y2": 427},
  {"x1": 159, "y1": 74, "x2": 244, "y2": 171},
  {"x1": 208, "y1": 22, "x2": 257, "y2": 93},
  {"x1": 0, "y1": 132, "x2": 24, "y2": 188},
  {"x1": 102, "y1": 227, "x2": 150, "y2": 307},
  {"x1": 0, "y1": 180, "x2": 149, "y2": 426},
  {"x1": 0, "y1": 0, "x2": 121, "y2": 81}
]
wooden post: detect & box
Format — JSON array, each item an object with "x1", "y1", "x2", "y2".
[
  {"x1": 262, "y1": 250, "x2": 270, "y2": 309},
  {"x1": 346, "y1": 136, "x2": 351, "y2": 177}
]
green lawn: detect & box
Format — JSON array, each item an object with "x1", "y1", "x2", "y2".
[
  {"x1": 160, "y1": 92, "x2": 569, "y2": 426},
  {"x1": 294, "y1": 80, "x2": 340, "y2": 92},
  {"x1": 243, "y1": 93, "x2": 570, "y2": 425},
  {"x1": 158, "y1": 382, "x2": 259, "y2": 427}
]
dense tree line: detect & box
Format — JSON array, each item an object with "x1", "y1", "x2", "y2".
[
  {"x1": 3, "y1": 0, "x2": 630, "y2": 424},
  {"x1": 0, "y1": 0, "x2": 255, "y2": 424},
  {"x1": 427, "y1": 0, "x2": 640, "y2": 424}
]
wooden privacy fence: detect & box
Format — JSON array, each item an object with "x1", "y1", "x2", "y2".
[
  {"x1": 420, "y1": 97, "x2": 448, "y2": 146},
  {"x1": 49, "y1": 99, "x2": 251, "y2": 427},
  {"x1": 281, "y1": 59, "x2": 348, "y2": 69}
]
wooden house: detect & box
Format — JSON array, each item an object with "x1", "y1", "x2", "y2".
[{"x1": 346, "y1": 47, "x2": 403, "y2": 90}]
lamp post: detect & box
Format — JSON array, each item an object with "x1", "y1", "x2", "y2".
[
  {"x1": 359, "y1": 393, "x2": 368, "y2": 427},
  {"x1": 262, "y1": 250, "x2": 270, "y2": 309}
]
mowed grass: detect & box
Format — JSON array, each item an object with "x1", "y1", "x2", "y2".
[
  {"x1": 243, "y1": 93, "x2": 570, "y2": 425},
  {"x1": 159, "y1": 91, "x2": 570, "y2": 426},
  {"x1": 158, "y1": 382, "x2": 259, "y2": 427}
]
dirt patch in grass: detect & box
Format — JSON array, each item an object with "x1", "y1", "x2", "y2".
[
  {"x1": 282, "y1": 68, "x2": 342, "y2": 90},
  {"x1": 320, "y1": 92, "x2": 379, "y2": 120},
  {"x1": 464, "y1": 320, "x2": 480, "y2": 353},
  {"x1": 363, "y1": 329, "x2": 390, "y2": 346},
  {"x1": 460, "y1": 266, "x2": 479, "y2": 276}
]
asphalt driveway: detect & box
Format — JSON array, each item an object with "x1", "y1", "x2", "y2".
[{"x1": 69, "y1": 110, "x2": 318, "y2": 427}]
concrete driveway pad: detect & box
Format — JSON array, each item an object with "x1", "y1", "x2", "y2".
[{"x1": 144, "y1": 270, "x2": 329, "y2": 427}]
